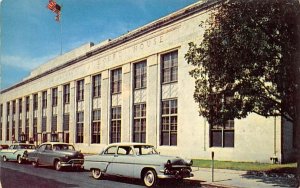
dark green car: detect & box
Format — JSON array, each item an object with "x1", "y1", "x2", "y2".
[{"x1": 28, "y1": 142, "x2": 84, "y2": 171}]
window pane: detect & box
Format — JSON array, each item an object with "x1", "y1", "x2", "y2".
[
  {"x1": 224, "y1": 130, "x2": 234, "y2": 147},
  {"x1": 211, "y1": 130, "x2": 222, "y2": 147}
]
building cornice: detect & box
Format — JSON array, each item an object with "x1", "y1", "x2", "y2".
[{"x1": 1, "y1": 0, "x2": 219, "y2": 94}]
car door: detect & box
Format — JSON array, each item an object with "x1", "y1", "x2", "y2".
[
  {"x1": 36, "y1": 144, "x2": 47, "y2": 164},
  {"x1": 4, "y1": 145, "x2": 16, "y2": 160},
  {"x1": 110, "y1": 146, "x2": 134, "y2": 177},
  {"x1": 101, "y1": 146, "x2": 117, "y2": 174}
]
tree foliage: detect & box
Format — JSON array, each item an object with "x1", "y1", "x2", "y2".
[{"x1": 185, "y1": 0, "x2": 300, "y2": 126}]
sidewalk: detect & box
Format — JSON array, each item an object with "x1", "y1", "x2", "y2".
[{"x1": 190, "y1": 167, "x2": 297, "y2": 188}]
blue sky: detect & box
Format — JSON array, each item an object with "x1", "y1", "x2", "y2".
[{"x1": 0, "y1": 0, "x2": 197, "y2": 90}]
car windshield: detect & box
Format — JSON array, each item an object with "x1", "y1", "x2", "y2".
[
  {"x1": 133, "y1": 145, "x2": 159, "y2": 155},
  {"x1": 53, "y1": 144, "x2": 75, "y2": 151},
  {"x1": 20, "y1": 145, "x2": 36, "y2": 149}
]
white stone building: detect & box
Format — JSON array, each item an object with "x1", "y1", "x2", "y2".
[{"x1": 0, "y1": 1, "x2": 295, "y2": 163}]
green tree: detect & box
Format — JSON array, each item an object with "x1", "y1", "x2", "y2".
[{"x1": 185, "y1": 0, "x2": 300, "y2": 184}]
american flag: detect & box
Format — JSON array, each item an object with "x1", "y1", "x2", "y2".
[{"x1": 47, "y1": 0, "x2": 61, "y2": 22}]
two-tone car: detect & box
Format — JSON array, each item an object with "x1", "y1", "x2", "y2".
[
  {"x1": 27, "y1": 142, "x2": 84, "y2": 171},
  {"x1": 0, "y1": 143, "x2": 36, "y2": 164},
  {"x1": 84, "y1": 143, "x2": 193, "y2": 187}
]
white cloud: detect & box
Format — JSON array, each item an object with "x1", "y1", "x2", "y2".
[{"x1": 1, "y1": 54, "x2": 54, "y2": 71}]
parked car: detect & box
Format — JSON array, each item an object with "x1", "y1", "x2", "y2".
[
  {"x1": 27, "y1": 142, "x2": 84, "y2": 171},
  {"x1": 0, "y1": 144, "x2": 9, "y2": 150},
  {"x1": 84, "y1": 143, "x2": 193, "y2": 187},
  {"x1": 0, "y1": 143, "x2": 36, "y2": 164}
]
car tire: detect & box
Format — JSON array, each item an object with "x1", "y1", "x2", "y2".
[
  {"x1": 2, "y1": 156, "x2": 7, "y2": 162},
  {"x1": 143, "y1": 169, "x2": 157, "y2": 187},
  {"x1": 32, "y1": 160, "x2": 39, "y2": 168},
  {"x1": 55, "y1": 160, "x2": 62, "y2": 171},
  {"x1": 17, "y1": 155, "x2": 23, "y2": 164},
  {"x1": 92, "y1": 169, "x2": 103, "y2": 180}
]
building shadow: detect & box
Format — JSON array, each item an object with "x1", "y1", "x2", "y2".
[{"x1": 241, "y1": 169, "x2": 297, "y2": 188}]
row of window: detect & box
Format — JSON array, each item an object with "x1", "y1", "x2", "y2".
[{"x1": 0, "y1": 50, "x2": 234, "y2": 147}]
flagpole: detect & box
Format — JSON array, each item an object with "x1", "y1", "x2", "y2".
[{"x1": 60, "y1": 3, "x2": 63, "y2": 55}]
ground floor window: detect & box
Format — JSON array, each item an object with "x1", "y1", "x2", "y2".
[
  {"x1": 42, "y1": 133, "x2": 47, "y2": 143},
  {"x1": 33, "y1": 118, "x2": 37, "y2": 142},
  {"x1": 12, "y1": 121, "x2": 15, "y2": 141},
  {"x1": 52, "y1": 116, "x2": 57, "y2": 132},
  {"x1": 161, "y1": 99, "x2": 177, "y2": 146},
  {"x1": 210, "y1": 120, "x2": 234, "y2": 147},
  {"x1": 92, "y1": 109, "x2": 101, "y2": 144},
  {"x1": 63, "y1": 132, "x2": 69, "y2": 143},
  {"x1": 0, "y1": 122, "x2": 2, "y2": 141},
  {"x1": 76, "y1": 112, "x2": 84, "y2": 143},
  {"x1": 133, "y1": 103, "x2": 146, "y2": 143},
  {"x1": 110, "y1": 106, "x2": 121, "y2": 143},
  {"x1": 42, "y1": 117, "x2": 47, "y2": 132},
  {"x1": 63, "y1": 114, "x2": 69, "y2": 131},
  {"x1": 25, "y1": 119, "x2": 29, "y2": 141}
]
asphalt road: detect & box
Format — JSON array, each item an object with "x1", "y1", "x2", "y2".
[{"x1": 0, "y1": 161, "x2": 207, "y2": 188}]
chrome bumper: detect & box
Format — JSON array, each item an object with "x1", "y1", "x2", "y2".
[{"x1": 157, "y1": 173, "x2": 194, "y2": 179}]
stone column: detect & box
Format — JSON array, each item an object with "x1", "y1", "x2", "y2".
[
  {"x1": 122, "y1": 64, "x2": 131, "y2": 142},
  {"x1": 22, "y1": 97, "x2": 26, "y2": 135},
  {"x1": 57, "y1": 85, "x2": 63, "y2": 142},
  {"x1": 101, "y1": 70, "x2": 109, "y2": 145},
  {"x1": 83, "y1": 76, "x2": 91, "y2": 144},
  {"x1": 69, "y1": 81, "x2": 76, "y2": 144},
  {"x1": 15, "y1": 100, "x2": 19, "y2": 142},
  {"x1": 2, "y1": 102, "x2": 7, "y2": 143},
  {"x1": 37, "y1": 92, "x2": 42, "y2": 144},
  {"x1": 29, "y1": 95, "x2": 34, "y2": 141},
  {"x1": 46, "y1": 89, "x2": 52, "y2": 141},
  {"x1": 147, "y1": 54, "x2": 159, "y2": 147},
  {"x1": 8, "y1": 101, "x2": 13, "y2": 142}
]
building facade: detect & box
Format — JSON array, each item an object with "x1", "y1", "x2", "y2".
[{"x1": 0, "y1": 1, "x2": 295, "y2": 163}]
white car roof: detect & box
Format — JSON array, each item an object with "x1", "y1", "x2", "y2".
[{"x1": 107, "y1": 142, "x2": 154, "y2": 147}]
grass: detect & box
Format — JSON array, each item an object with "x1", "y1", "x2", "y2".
[{"x1": 192, "y1": 159, "x2": 297, "y2": 174}]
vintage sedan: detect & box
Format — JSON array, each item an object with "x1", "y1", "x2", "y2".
[
  {"x1": 27, "y1": 142, "x2": 84, "y2": 171},
  {"x1": 84, "y1": 143, "x2": 193, "y2": 187},
  {"x1": 0, "y1": 143, "x2": 36, "y2": 164}
]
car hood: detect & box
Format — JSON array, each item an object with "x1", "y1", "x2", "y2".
[
  {"x1": 55, "y1": 150, "x2": 82, "y2": 156},
  {"x1": 138, "y1": 154, "x2": 189, "y2": 165}
]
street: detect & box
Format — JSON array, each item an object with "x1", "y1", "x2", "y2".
[{"x1": 0, "y1": 161, "x2": 207, "y2": 188}]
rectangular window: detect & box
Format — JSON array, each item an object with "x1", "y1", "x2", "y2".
[
  {"x1": 19, "y1": 99, "x2": 22, "y2": 113},
  {"x1": 42, "y1": 117, "x2": 47, "y2": 132},
  {"x1": 6, "y1": 122, "x2": 9, "y2": 141},
  {"x1": 12, "y1": 120, "x2": 15, "y2": 140},
  {"x1": 110, "y1": 106, "x2": 121, "y2": 143},
  {"x1": 42, "y1": 91, "x2": 47, "y2": 109},
  {"x1": 33, "y1": 94, "x2": 38, "y2": 110},
  {"x1": 12, "y1": 100, "x2": 16, "y2": 114},
  {"x1": 134, "y1": 61, "x2": 147, "y2": 89},
  {"x1": 33, "y1": 118, "x2": 37, "y2": 142},
  {"x1": 25, "y1": 119, "x2": 29, "y2": 141},
  {"x1": 52, "y1": 88, "x2": 58, "y2": 107},
  {"x1": 92, "y1": 109, "x2": 101, "y2": 144},
  {"x1": 0, "y1": 104, "x2": 2, "y2": 141},
  {"x1": 210, "y1": 95, "x2": 235, "y2": 148},
  {"x1": 76, "y1": 112, "x2": 84, "y2": 143},
  {"x1": 52, "y1": 116, "x2": 57, "y2": 132},
  {"x1": 162, "y1": 51, "x2": 178, "y2": 83},
  {"x1": 210, "y1": 120, "x2": 234, "y2": 147},
  {"x1": 63, "y1": 114, "x2": 69, "y2": 131},
  {"x1": 111, "y1": 68, "x2": 122, "y2": 94},
  {"x1": 133, "y1": 103, "x2": 146, "y2": 143},
  {"x1": 63, "y1": 84, "x2": 70, "y2": 104},
  {"x1": 7, "y1": 102, "x2": 10, "y2": 115},
  {"x1": 92, "y1": 74, "x2": 101, "y2": 98},
  {"x1": 77, "y1": 80, "x2": 84, "y2": 101},
  {"x1": 18, "y1": 120, "x2": 22, "y2": 140},
  {"x1": 161, "y1": 99, "x2": 177, "y2": 146}
]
